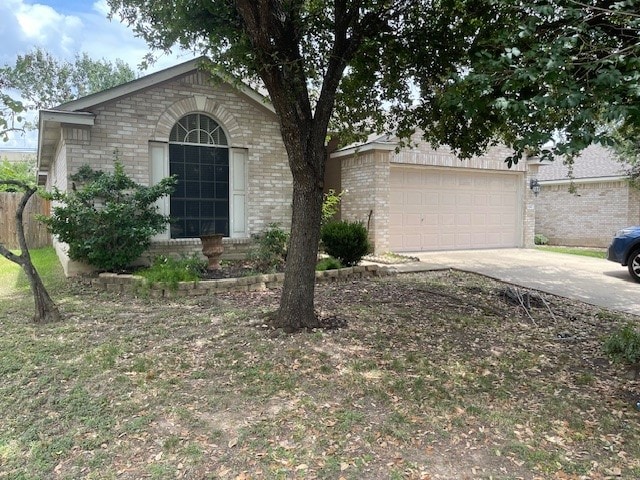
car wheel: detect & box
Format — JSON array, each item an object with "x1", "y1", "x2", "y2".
[{"x1": 628, "y1": 249, "x2": 640, "y2": 283}]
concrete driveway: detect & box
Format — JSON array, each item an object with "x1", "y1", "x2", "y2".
[{"x1": 398, "y1": 248, "x2": 640, "y2": 316}]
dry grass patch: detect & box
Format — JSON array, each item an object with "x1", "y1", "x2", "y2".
[{"x1": 1, "y1": 269, "x2": 639, "y2": 479}]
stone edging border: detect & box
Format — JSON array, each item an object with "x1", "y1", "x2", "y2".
[{"x1": 89, "y1": 264, "x2": 395, "y2": 298}]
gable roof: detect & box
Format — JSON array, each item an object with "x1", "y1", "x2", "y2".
[
  {"x1": 538, "y1": 144, "x2": 629, "y2": 182},
  {"x1": 52, "y1": 56, "x2": 274, "y2": 114},
  {"x1": 37, "y1": 57, "x2": 275, "y2": 176}
]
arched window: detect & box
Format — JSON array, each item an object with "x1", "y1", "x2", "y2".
[
  {"x1": 170, "y1": 113, "x2": 228, "y2": 145},
  {"x1": 169, "y1": 114, "x2": 229, "y2": 238}
]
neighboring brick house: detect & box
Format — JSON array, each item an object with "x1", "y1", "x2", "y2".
[
  {"x1": 38, "y1": 58, "x2": 539, "y2": 275},
  {"x1": 534, "y1": 144, "x2": 640, "y2": 247},
  {"x1": 326, "y1": 134, "x2": 539, "y2": 253}
]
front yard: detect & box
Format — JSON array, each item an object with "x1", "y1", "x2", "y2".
[{"x1": 1, "y1": 250, "x2": 639, "y2": 479}]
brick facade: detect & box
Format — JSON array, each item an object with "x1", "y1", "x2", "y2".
[
  {"x1": 44, "y1": 69, "x2": 292, "y2": 275},
  {"x1": 339, "y1": 150, "x2": 391, "y2": 252},
  {"x1": 535, "y1": 180, "x2": 640, "y2": 247}
]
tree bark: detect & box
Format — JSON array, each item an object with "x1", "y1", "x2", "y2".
[
  {"x1": 0, "y1": 180, "x2": 61, "y2": 323},
  {"x1": 272, "y1": 145, "x2": 325, "y2": 331}
]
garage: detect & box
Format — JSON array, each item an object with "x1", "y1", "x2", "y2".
[{"x1": 389, "y1": 166, "x2": 523, "y2": 251}]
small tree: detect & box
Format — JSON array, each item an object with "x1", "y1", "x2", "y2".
[
  {"x1": 41, "y1": 162, "x2": 175, "y2": 271},
  {"x1": 0, "y1": 180, "x2": 61, "y2": 323},
  {"x1": 321, "y1": 189, "x2": 344, "y2": 227}
]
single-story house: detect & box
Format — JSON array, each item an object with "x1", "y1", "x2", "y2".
[
  {"x1": 534, "y1": 145, "x2": 640, "y2": 247},
  {"x1": 38, "y1": 57, "x2": 293, "y2": 275},
  {"x1": 37, "y1": 57, "x2": 539, "y2": 275}
]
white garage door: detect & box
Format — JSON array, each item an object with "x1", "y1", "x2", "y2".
[{"x1": 390, "y1": 167, "x2": 522, "y2": 251}]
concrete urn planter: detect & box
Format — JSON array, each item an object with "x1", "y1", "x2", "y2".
[{"x1": 200, "y1": 234, "x2": 224, "y2": 270}]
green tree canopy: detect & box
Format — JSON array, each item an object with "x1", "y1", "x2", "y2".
[
  {"x1": 0, "y1": 48, "x2": 137, "y2": 138},
  {"x1": 108, "y1": 0, "x2": 501, "y2": 330},
  {"x1": 414, "y1": 1, "x2": 640, "y2": 165},
  {"x1": 0, "y1": 156, "x2": 36, "y2": 191},
  {"x1": 0, "y1": 89, "x2": 25, "y2": 142}
]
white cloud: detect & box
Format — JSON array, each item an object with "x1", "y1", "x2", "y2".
[
  {"x1": 16, "y1": 4, "x2": 82, "y2": 45},
  {"x1": 92, "y1": 0, "x2": 110, "y2": 17},
  {"x1": 1, "y1": 1, "x2": 84, "y2": 62}
]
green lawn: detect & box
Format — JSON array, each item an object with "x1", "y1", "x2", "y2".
[
  {"x1": 536, "y1": 245, "x2": 607, "y2": 259},
  {"x1": 0, "y1": 247, "x2": 65, "y2": 298}
]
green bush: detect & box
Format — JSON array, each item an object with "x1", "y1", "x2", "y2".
[
  {"x1": 248, "y1": 223, "x2": 289, "y2": 273},
  {"x1": 316, "y1": 257, "x2": 342, "y2": 271},
  {"x1": 603, "y1": 323, "x2": 640, "y2": 364},
  {"x1": 136, "y1": 255, "x2": 206, "y2": 290},
  {"x1": 40, "y1": 161, "x2": 175, "y2": 271},
  {"x1": 320, "y1": 220, "x2": 370, "y2": 267},
  {"x1": 322, "y1": 189, "x2": 344, "y2": 226},
  {"x1": 534, "y1": 233, "x2": 549, "y2": 245}
]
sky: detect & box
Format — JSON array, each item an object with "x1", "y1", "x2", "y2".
[{"x1": 1, "y1": 0, "x2": 194, "y2": 149}]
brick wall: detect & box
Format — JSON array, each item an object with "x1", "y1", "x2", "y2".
[
  {"x1": 143, "y1": 237, "x2": 254, "y2": 263},
  {"x1": 47, "y1": 69, "x2": 292, "y2": 274},
  {"x1": 390, "y1": 142, "x2": 526, "y2": 172},
  {"x1": 339, "y1": 150, "x2": 390, "y2": 252},
  {"x1": 535, "y1": 180, "x2": 638, "y2": 247}
]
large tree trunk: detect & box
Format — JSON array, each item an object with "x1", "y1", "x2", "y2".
[
  {"x1": 233, "y1": 0, "x2": 358, "y2": 332},
  {"x1": 272, "y1": 146, "x2": 325, "y2": 331},
  {"x1": 0, "y1": 180, "x2": 61, "y2": 323}
]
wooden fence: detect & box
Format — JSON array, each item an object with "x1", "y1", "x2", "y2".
[{"x1": 0, "y1": 192, "x2": 51, "y2": 249}]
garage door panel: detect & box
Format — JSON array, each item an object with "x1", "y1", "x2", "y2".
[
  {"x1": 403, "y1": 234, "x2": 421, "y2": 249},
  {"x1": 456, "y1": 233, "x2": 472, "y2": 246},
  {"x1": 473, "y1": 194, "x2": 488, "y2": 206},
  {"x1": 423, "y1": 192, "x2": 439, "y2": 206},
  {"x1": 404, "y1": 213, "x2": 422, "y2": 227},
  {"x1": 456, "y1": 193, "x2": 473, "y2": 207},
  {"x1": 405, "y1": 191, "x2": 422, "y2": 206},
  {"x1": 424, "y1": 214, "x2": 439, "y2": 226},
  {"x1": 390, "y1": 167, "x2": 522, "y2": 251},
  {"x1": 440, "y1": 233, "x2": 455, "y2": 245},
  {"x1": 390, "y1": 189, "x2": 404, "y2": 204},
  {"x1": 440, "y1": 214, "x2": 455, "y2": 226},
  {"x1": 456, "y1": 213, "x2": 472, "y2": 226}
]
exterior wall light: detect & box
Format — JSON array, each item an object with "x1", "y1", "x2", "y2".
[{"x1": 530, "y1": 178, "x2": 541, "y2": 197}]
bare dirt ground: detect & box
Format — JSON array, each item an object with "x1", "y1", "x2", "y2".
[{"x1": 1, "y1": 270, "x2": 639, "y2": 479}]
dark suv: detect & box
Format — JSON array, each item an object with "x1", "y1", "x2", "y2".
[{"x1": 607, "y1": 226, "x2": 640, "y2": 282}]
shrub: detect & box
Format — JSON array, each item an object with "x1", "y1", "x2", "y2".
[
  {"x1": 322, "y1": 189, "x2": 344, "y2": 226},
  {"x1": 320, "y1": 220, "x2": 370, "y2": 267},
  {"x1": 248, "y1": 223, "x2": 289, "y2": 273},
  {"x1": 136, "y1": 255, "x2": 206, "y2": 290},
  {"x1": 316, "y1": 257, "x2": 342, "y2": 271},
  {"x1": 534, "y1": 234, "x2": 549, "y2": 245},
  {"x1": 603, "y1": 323, "x2": 640, "y2": 364},
  {"x1": 40, "y1": 161, "x2": 175, "y2": 271}
]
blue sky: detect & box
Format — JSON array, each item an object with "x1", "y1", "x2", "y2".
[
  {"x1": 0, "y1": 0, "x2": 189, "y2": 67},
  {"x1": 1, "y1": 0, "x2": 193, "y2": 147}
]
